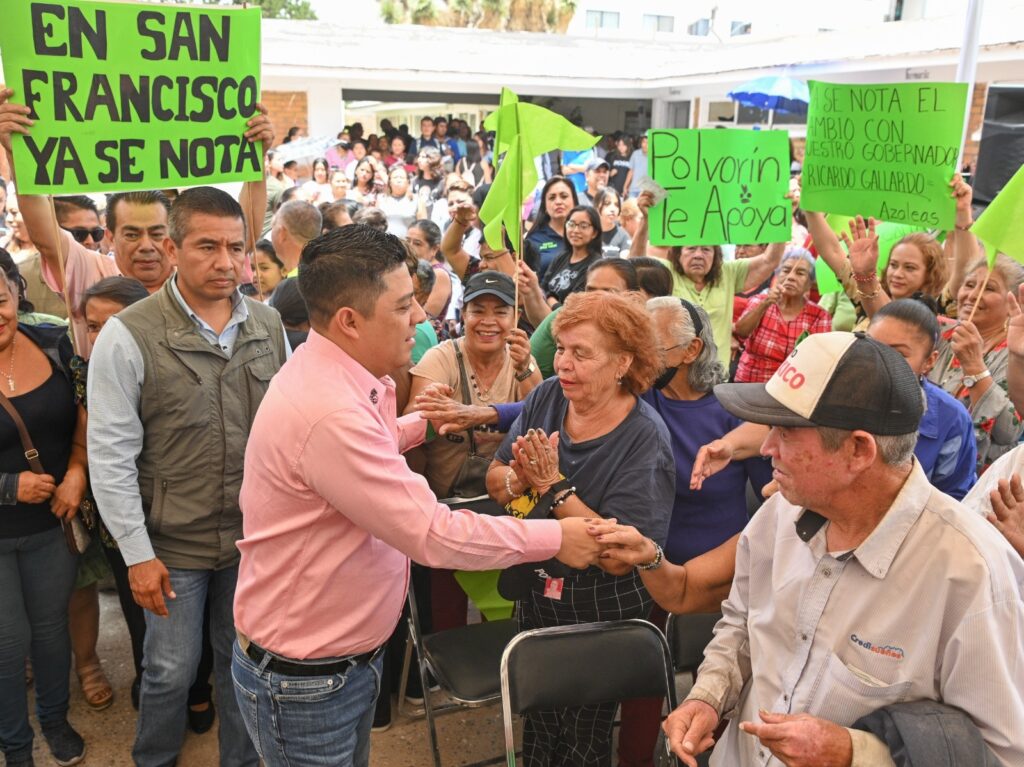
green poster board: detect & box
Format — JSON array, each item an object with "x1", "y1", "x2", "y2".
[
  {"x1": 647, "y1": 128, "x2": 791, "y2": 246},
  {"x1": 0, "y1": 0, "x2": 262, "y2": 193},
  {"x1": 802, "y1": 81, "x2": 967, "y2": 231}
]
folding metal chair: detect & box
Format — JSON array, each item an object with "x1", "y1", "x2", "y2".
[
  {"x1": 664, "y1": 612, "x2": 722, "y2": 682},
  {"x1": 499, "y1": 619, "x2": 679, "y2": 767},
  {"x1": 401, "y1": 575, "x2": 519, "y2": 767}
]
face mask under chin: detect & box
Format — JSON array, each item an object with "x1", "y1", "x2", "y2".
[{"x1": 653, "y1": 365, "x2": 679, "y2": 391}]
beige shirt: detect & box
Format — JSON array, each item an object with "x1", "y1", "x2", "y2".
[
  {"x1": 410, "y1": 339, "x2": 529, "y2": 497},
  {"x1": 688, "y1": 461, "x2": 1024, "y2": 767}
]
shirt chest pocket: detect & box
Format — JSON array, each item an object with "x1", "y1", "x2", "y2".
[{"x1": 805, "y1": 652, "x2": 912, "y2": 726}]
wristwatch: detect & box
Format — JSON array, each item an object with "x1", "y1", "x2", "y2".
[
  {"x1": 963, "y1": 370, "x2": 992, "y2": 388},
  {"x1": 515, "y1": 362, "x2": 536, "y2": 382}
]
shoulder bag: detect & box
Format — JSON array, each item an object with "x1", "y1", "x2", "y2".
[{"x1": 0, "y1": 390, "x2": 89, "y2": 555}]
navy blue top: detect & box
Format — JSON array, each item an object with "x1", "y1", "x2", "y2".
[
  {"x1": 525, "y1": 222, "x2": 568, "y2": 284},
  {"x1": 915, "y1": 379, "x2": 976, "y2": 500},
  {"x1": 641, "y1": 388, "x2": 773, "y2": 564},
  {"x1": 497, "y1": 377, "x2": 675, "y2": 544}
]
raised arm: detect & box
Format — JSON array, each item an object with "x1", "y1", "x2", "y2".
[
  {"x1": 0, "y1": 88, "x2": 69, "y2": 276},
  {"x1": 805, "y1": 209, "x2": 849, "y2": 279},
  {"x1": 628, "y1": 191, "x2": 653, "y2": 258},
  {"x1": 842, "y1": 215, "x2": 890, "y2": 318},
  {"x1": 517, "y1": 260, "x2": 552, "y2": 327},
  {"x1": 734, "y1": 288, "x2": 778, "y2": 339},
  {"x1": 441, "y1": 200, "x2": 476, "y2": 280},
  {"x1": 238, "y1": 102, "x2": 273, "y2": 252},
  {"x1": 945, "y1": 173, "x2": 980, "y2": 300},
  {"x1": 741, "y1": 241, "x2": 784, "y2": 292}
]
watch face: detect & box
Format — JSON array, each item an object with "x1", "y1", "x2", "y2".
[{"x1": 964, "y1": 375, "x2": 977, "y2": 387}]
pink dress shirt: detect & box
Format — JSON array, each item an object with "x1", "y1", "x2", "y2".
[{"x1": 234, "y1": 329, "x2": 562, "y2": 660}]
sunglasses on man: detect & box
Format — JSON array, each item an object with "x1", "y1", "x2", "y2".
[{"x1": 64, "y1": 226, "x2": 105, "y2": 243}]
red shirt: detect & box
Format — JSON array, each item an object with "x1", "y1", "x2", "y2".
[{"x1": 734, "y1": 293, "x2": 833, "y2": 383}]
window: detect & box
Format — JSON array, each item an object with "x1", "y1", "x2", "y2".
[
  {"x1": 585, "y1": 10, "x2": 620, "y2": 29},
  {"x1": 643, "y1": 14, "x2": 674, "y2": 33},
  {"x1": 731, "y1": 20, "x2": 752, "y2": 36},
  {"x1": 688, "y1": 18, "x2": 711, "y2": 36}
]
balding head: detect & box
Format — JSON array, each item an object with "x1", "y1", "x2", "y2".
[
  {"x1": 272, "y1": 200, "x2": 323, "y2": 272},
  {"x1": 276, "y1": 200, "x2": 322, "y2": 244}
]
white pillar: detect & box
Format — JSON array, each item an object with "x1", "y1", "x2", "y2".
[
  {"x1": 306, "y1": 80, "x2": 344, "y2": 137},
  {"x1": 651, "y1": 98, "x2": 670, "y2": 129}
]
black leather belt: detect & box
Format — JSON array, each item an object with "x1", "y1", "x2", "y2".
[{"x1": 245, "y1": 641, "x2": 379, "y2": 677}]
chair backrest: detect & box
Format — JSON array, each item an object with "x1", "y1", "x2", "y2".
[
  {"x1": 501, "y1": 619, "x2": 677, "y2": 715},
  {"x1": 665, "y1": 612, "x2": 721, "y2": 674}
]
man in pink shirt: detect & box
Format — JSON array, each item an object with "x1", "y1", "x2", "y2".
[{"x1": 232, "y1": 225, "x2": 603, "y2": 766}]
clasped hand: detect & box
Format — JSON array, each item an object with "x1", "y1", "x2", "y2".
[{"x1": 509, "y1": 428, "x2": 560, "y2": 494}]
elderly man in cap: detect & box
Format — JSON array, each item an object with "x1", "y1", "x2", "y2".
[{"x1": 595, "y1": 332, "x2": 1024, "y2": 767}]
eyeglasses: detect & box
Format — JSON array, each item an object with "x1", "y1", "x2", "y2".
[
  {"x1": 659, "y1": 344, "x2": 684, "y2": 354},
  {"x1": 566, "y1": 221, "x2": 593, "y2": 231},
  {"x1": 65, "y1": 227, "x2": 105, "y2": 243},
  {"x1": 480, "y1": 250, "x2": 510, "y2": 261}
]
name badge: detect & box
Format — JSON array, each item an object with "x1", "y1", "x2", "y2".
[{"x1": 543, "y1": 577, "x2": 564, "y2": 600}]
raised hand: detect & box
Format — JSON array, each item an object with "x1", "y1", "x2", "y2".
[
  {"x1": 243, "y1": 102, "x2": 274, "y2": 146},
  {"x1": 950, "y1": 319, "x2": 986, "y2": 375},
  {"x1": 0, "y1": 88, "x2": 34, "y2": 153},
  {"x1": 840, "y1": 215, "x2": 879, "y2": 280},
  {"x1": 690, "y1": 440, "x2": 735, "y2": 490},
  {"x1": 1006, "y1": 286, "x2": 1024, "y2": 360},
  {"x1": 951, "y1": 173, "x2": 973, "y2": 229}
]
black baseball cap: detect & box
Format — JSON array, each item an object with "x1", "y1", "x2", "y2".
[
  {"x1": 714, "y1": 332, "x2": 923, "y2": 435},
  {"x1": 462, "y1": 271, "x2": 515, "y2": 306}
]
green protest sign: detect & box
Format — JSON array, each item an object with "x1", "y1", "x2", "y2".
[
  {"x1": 802, "y1": 80, "x2": 967, "y2": 231},
  {"x1": 647, "y1": 129, "x2": 791, "y2": 246},
  {"x1": 0, "y1": 1, "x2": 262, "y2": 194}
]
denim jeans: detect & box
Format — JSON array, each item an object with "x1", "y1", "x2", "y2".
[
  {"x1": 133, "y1": 565, "x2": 257, "y2": 767},
  {"x1": 232, "y1": 640, "x2": 383, "y2": 767},
  {"x1": 0, "y1": 526, "x2": 78, "y2": 762}
]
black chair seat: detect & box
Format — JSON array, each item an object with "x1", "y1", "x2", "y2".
[
  {"x1": 666, "y1": 613, "x2": 722, "y2": 674},
  {"x1": 423, "y1": 618, "x2": 519, "y2": 703}
]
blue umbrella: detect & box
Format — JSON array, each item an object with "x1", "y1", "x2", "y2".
[{"x1": 728, "y1": 76, "x2": 810, "y2": 126}]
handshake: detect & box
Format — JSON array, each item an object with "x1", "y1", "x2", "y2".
[{"x1": 554, "y1": 517, "x2": 659, "y2": 571}]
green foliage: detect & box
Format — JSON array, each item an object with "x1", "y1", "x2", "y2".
[{"x1": 157, "y1": 0, "x2": 317, "y2": 20}]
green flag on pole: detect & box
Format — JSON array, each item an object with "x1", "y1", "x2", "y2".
[
  {"x1": 971, "y1": 163, "x2": 1024, "y2": 267},
  {"x1": 480, "y1": 99, "x2": 598, "y2": 251},
  {"x1": 490, "y1": 87, "x2": 520, "y2": 167}
]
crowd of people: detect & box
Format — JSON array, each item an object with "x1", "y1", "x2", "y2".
[{"x1": 0, "y1": 87, "x2": 1022, "y2": 767}]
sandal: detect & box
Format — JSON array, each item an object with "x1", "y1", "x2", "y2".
[{"x1": 76, "y1": 661, "x2": 113, "y2": 711}]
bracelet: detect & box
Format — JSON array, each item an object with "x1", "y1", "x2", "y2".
[
  {"x1": 504, "y1": 468, "x2": 523, "y2": 499},
  {"x1": 855, "y1": 285, "x2": 881, "y2": 300},
  {"x1": 637, "y1": 542, "x2": 664, "y2": 571},
  {"x1": 851, "y1": 271, "x2": 877, "y2": 284},
  {"x1": 551, "y1": 487, "x2": 577, "y2": 508}
]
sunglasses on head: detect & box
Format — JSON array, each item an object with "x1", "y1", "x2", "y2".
[{"x1": 65, "y1": 226, "x2": 105, "y2": 243}]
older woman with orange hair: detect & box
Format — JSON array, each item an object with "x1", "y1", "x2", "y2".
[{"x1": 486, "y1": 290, "x2": 675, "y2": 767}]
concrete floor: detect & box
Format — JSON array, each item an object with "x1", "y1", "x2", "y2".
[
  {"x1": 21, "y1": 592, "x2": 517, "y2": 767},
  {"x1": 23, "y1": 592, "x2": 690, "y2": 766}
]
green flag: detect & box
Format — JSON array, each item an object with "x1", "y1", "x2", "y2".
[
  {"x1": 479, "y1": 101, "x2": 598, "y2": 250},
  {"x1": 489, "y1": 87, "x2": 520, "y2": 166},
  {"x1": 972, "y1": 163, "x2": 1024, "y2": 267}
]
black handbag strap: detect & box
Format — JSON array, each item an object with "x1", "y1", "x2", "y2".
[
  {"x1": 0, "y1": 389, "x2": 45, "y2": 474},
  {"x1": 452, "y1": 340, "x2": 480, "y2": 457}
]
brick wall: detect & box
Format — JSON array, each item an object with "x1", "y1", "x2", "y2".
[
  {"x1": 263, "y1": 90, "x2": 309, "y2": 148},
  {"x1": 962, "y1": 82, "x2": 989, "y2": 173}
]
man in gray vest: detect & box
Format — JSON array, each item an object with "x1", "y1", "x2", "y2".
[{"x1": 88, "y1": 187, "x2": 288, "y2": 767}]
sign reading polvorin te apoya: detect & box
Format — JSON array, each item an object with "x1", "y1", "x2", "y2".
[{"x1": 0, "y1": 0, "x2": 262, "y2": 193}]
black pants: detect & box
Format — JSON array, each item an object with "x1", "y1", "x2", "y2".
[{"x1": 102, "y1": 542, "x2": 213, "y2": 703}]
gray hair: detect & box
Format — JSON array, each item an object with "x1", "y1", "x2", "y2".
[
  {"x1": 646, "y1": 296, "x2": 726, "y2": 393},
  {"x1": 777, "y1": 247, "x2": 817, "y2": 287},
  {"x1": 412, "y1": 258, "x2": 435, "y2": 294},
  {"x1": 818, "y1": 427, "x2": 918, "y2": 466}
]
